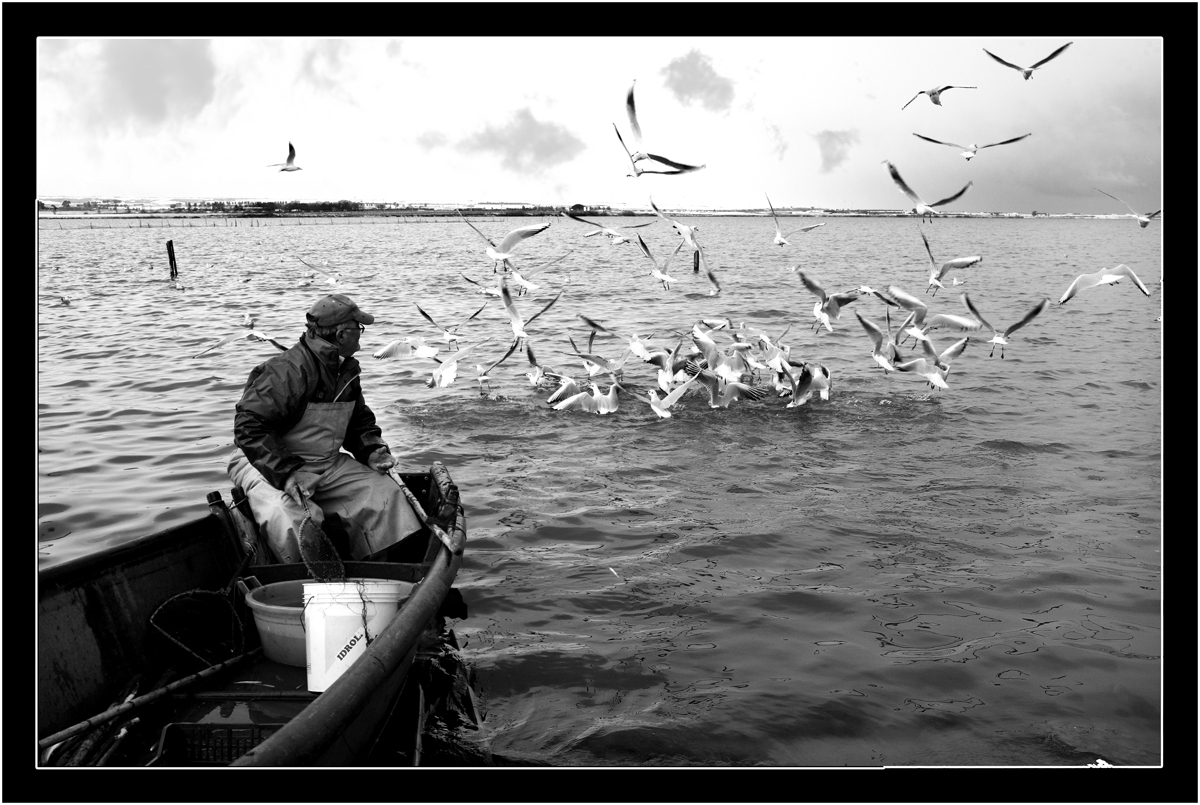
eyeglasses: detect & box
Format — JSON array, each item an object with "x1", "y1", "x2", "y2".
[{"x1": 338, "y1": 323, "x2": 365, "y2": 334}]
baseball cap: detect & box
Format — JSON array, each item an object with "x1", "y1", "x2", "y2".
[{"x1": 306, "y1": 294, "x2": 375, "y2": 327}]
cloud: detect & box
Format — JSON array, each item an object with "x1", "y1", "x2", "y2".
[
  {"x1": 812, "y1": 130, "x2": 859, "y2": 173},
  {"x1": 457, "y1": 109, "x2": 585, "y2": 174},
  {"x1": 91, "y1": 40, "x2": 217, "y2": 131},
  {"x1": 416, "y1": 130, "x2": 448, "y2": 150},
  {"x1": 765, "y1": 123, "x2": 788, "y2": 161},
  {"x1": 661, "y1": 50, "x2": 734, "y2": 112},
  {"x1": 299, "y1": 40, "x2": 350, "y2": 92}
]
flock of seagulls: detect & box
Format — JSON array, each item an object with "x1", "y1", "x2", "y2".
[{"x1": 183, "y1": 46, "x2": 1158, "y2": 417}]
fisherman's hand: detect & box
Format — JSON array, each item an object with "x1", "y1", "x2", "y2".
[
  {"x1": 283, "y1": 469, "x2": 319, "y2": 507},
  {"x1": 367, "y1": 447, "x2": 396, "y2": 473}
]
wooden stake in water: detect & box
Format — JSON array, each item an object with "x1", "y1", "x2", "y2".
[
  {"x1": 693, "y1": 249, "x2": 700, "y2": 274},
  {"x1": 166, "y1": 240, "x2": 177, "y2": 279}
]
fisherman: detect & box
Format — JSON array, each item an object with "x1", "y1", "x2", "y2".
[{"x1": 228, "y1": 293, "x2": 422, "y2": 563}]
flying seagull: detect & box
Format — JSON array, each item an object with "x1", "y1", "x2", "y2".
[
  {"x1": 268, "y1": 142, "x2": 302, "y2": 172},
  {"x1": 884, "y1": 161, "x2": 973, "y2": 223},
  {"x1": 901, "y1": 85, "x2": 977, "y2": 110},
  {"x1": 962, "y1": 294, "x2": 1049, "y2": 358},
  {"x1": 918, "y1": 228, "x2": 982, "y2": 295},
  {"x1": 912, "y1": 132, "x2": 1032, "y2": 161},
  {"x1": 1093, "y1": 188, "x2": 1162, "y2": 228},
  {"x1": 1058, "y1": 264, "x2": 1151, "y2": 305},
  {"x1": 457, "y1": 211, "x2": 551, "y2": 273},
  {"x1": 561, "y1": 210, "x2": 656, "y2": 244},
  {"x1": 765, "y1": 193, "x2": 825, "y2": 246},
  {"x1": 614, "y1": 80, "x2": 706, "y2": 177},
  {"x1": 983, "y1": 42, "x2": 1073, "y2": 81}
]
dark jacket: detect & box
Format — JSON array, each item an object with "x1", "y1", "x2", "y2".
[{"x1": 234, "y1": 332, "x2": 387, "y2": 489}]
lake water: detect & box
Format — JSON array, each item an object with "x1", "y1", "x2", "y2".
[{"x1": 37, "y1": 213, "x2": 1162, "y2": 767}]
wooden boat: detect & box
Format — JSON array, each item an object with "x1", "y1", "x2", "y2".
[{"x1": 38, "y1": 461, "x2": 474, "y2": 767}]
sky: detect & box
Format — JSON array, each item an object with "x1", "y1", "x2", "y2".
[{"x1": 36, "y1": 36, "x2": 1162, "y2": 215}]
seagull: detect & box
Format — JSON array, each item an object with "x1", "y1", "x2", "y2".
[
  {"x1": 912, "y1": 132, "x2": 1032, "y2": 161},
  {"x1": 765, "y1": 193, "x2": 825, "y2": 246},
  {"x1": 374, "y1": 336, "x2": 439, "y2": 361},
  {"x1": 426, "y1": 338, "x2": 494, "y2": 389},
  {"x1": 415, "y1": 301, "x2": 488, "y2": 350},
  {"x1": 552, "y1": 381, "x2": 605, "y2": 413},
  {"x1": 884, "y1": 161, "x2": 973, "y2": 223},
  {"x1": 855, "y1": 309, "x2": 903, "y2": 372},
  {"x1": 1093, "y1": 189, "x2": 1162, "y2": 228},
  {"x1": 918, "y1": 228, "x2": 982, "y2": 295},
  {"x1": 901, "y1": 85, "x2": 977, "y2": 110},
  {"x1": 644, "y1": 339, "x2": 693, "y2": 392},
  {"x1": 474, "y1": 339, "x2": 519, "y2": 396},
  {"x1": 885, "y1": 286, "x2": 984, "y2": 347},
  {"x1": 523, "y1": 343, "x2": 556, "y2": 388},
  {"x1": 268, "y1": 142, "x2": 302, "y2": 172},
  {"x1": 893, "y1": 350, "x2": 950, "y2": 390},
  {"x1": 962, "y1": 293, "x2": 1049, "y2": 358},
  {"x1": 634, "y1": 232, "x2": 684, "y2": 290},
  {"x1": 509, "y1": 251, "x2": 572, "y2": 296},
  {"x1": 614, "y1": 125, "x2": 707, "y2": 177},
  {"x1": 614, "y1": 80, "x2": 706, "y2": 177},
  {"x1": 457, "y1": 211, "x2": 551, "y2": 273},
  {"x1": 983, "y1": 42, "x2": 1072, "y2": 81},
  {"x1": 692, "y1": 323, "x2": 750, "y2": 384},
  {"x1": 562, "y1": 210, "x2": 656, "y2": 244},
  {"x1": 1058, "y1": 264, "x2": 1151, "y2": 305},
  {"x1": 565, "y1": 335, "x2": 631, "y2": 379},
  {"x1": 926, "y1": 336, "x2": 971, "y2": 388},
  {"x1": 461, "y1": 273, "x2": 502, "y2": 297},
  {"x1": 193, "y1": 330, "x2": 287, "y2": 359},
  {"x1": 241, "y1": 312, "x2": 256, "y2": 328},
  {"x1": 647, "y1": 371, "x2": 700, "y2": 418},
  {"x1": 500, "y1": 276, "x2": 563, "y2": 343},
  {"x1": 649, "y1": 197, "x2": 703, "y2": 254},
  {"x1": 797, "y1": 270, "x2": 861, "y2": 332},
  {"x1": 782, "y1": 362, "x2": 832, "y2": 407},
  {"x1": 690, "y1": 368, "x2": 768, "y2": 409}
]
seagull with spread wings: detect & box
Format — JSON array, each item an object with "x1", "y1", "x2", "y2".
[
  {"x1": 561, "y1": 210, "x2": 656, "y2": 244},
  {"x1": 918, "y1": 228, "x2": 982, "y2": 296},
  {"x1": 415, "y1": 301, "x2": 488, "y2": 350},
  {"x1": 457, "y1": 211, "x2": 551, "y2": 273},
  {"x1": 962, "y1": 294, "x2": 1049, "y2": 358},
  {"x1": 901, "y1": 85, "x2": 977, "y2": 110},
  {"x1": 983, "y1": 42, "x2": 1072, "y2": 81},
  {"x1": 1093, "y1": 189, "x2": 1162, "y2": 228},
  {"x1": 1058, "y1": 264, "x2": 1151, "y2": 305},
  {"x1": 193, "y1": 330, "x2": 287, "y2": 359},
  {"x1": 912, "y1": 132, "x2": 1032, "y2": 162},
  {"x1": 268, "y1": 142, "x2": 302, "y2": 172},
  {"x1": 884, "y1": 161, "x2": 973, "y2": 223},
  {"x1": 614, "y1": 80, "x2": 706, "y2": 178},
  {"x1": 765, "y1": 193, "x2": 825, "y2": 246}
]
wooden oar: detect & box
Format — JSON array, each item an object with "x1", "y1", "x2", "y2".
[{"x1": 388, "y1": 469, "x2": 464, "y2": 556}]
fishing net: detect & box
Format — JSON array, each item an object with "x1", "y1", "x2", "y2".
[
  {"x1": 297, "y1": 492, "x2": 346, "y2": 583},
  {"x1": 149, "y1": 589, "x2": 245, "y2": 669}
]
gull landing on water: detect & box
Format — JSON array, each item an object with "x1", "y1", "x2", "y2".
[
  {"x1": 884, "y1": 161, "x2": 973, "y2": 224},
  {"x1": 1058, "y1": 264, "x2": 1151, "y2": 305},
  {"x1": 901, "y1": 85, "x2": 976, "y2": 110},
  {"x1": 918, "y1": 228, "x2": 982, "y2": 296},
  {"x1": 912, "y1": 132, "x2": 1032, "y2": 162},
  {"x1": 765, "y1": 193, "x2": 825, "y2": 246},
  {"x1": 268, "y1": 142, "x2": 302, "y2": 172},
  {"x1": 984, "y1": 42, "x2": 1072, "y2": 81},
  {"x1": 963, "y1": 293, "x2": 1049, "y2": 358},
  {"x1": 635, "y1": 233, "x2": 684, "y2": 290},
  {"x1": 1093, "y1": 189, "x2": 1162, "y2": 228}
]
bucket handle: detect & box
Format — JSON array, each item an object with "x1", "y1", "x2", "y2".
[{"x1": 235, "y1": 576, "x2": 262, "y2": 598}]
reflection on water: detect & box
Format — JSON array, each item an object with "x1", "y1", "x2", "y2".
[{"x1": 38, "y1": 216, "x2": 1160, "y2": 766}]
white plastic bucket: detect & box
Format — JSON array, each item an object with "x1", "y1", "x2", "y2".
[{"x1": 302, "y1": 578, "x2": 413, "y2": 692}]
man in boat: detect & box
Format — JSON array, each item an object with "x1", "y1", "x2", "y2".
[{"x1": 228, "y1": 293, "x2": 423, "y2": 563}]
